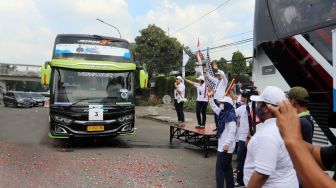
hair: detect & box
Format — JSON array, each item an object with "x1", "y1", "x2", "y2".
[{"x1": 294, "y1": 99, "x2": 308, "y2": 108}]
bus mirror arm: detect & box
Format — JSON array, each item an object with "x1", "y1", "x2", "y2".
[{"x1": 44, "y1": 61, "x2": 50, "y2": 69}]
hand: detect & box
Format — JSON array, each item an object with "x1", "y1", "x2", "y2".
[
  {"x1": 267, "y1": 100, "x2": 302, "y2": 145},
  {"x1": 223, "y1": 145, "x2": 229, "y2": 152},
  {"x1": 207, "y1": 89, "x2": 214, "y2": 97}
]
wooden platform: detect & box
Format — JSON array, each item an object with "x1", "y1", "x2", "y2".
[{"x1": 169, "y1": 123, "x2": 217, "y2": 157}]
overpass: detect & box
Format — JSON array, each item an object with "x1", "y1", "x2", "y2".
[
  {"x1": 0, "y1": 63, "x2": 41, "y2": 82},
  {"x1": 0, "y1": 63, "x2": 42, "y2": 95}
]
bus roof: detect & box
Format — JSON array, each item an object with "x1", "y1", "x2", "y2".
[{"x1": 55, "y1": 34, "x2": 129, "y2": 43}]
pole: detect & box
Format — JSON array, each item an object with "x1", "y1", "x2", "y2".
[{"x1": 96, "y1": 18, "x2": 121, "y2": 38}]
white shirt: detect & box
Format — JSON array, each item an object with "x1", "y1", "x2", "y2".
[
  {"x1": 235, "y1": 104, "x2": 249, "y2": 141},
  {"x1": 209, "y1": 98, "x2": 237, "y2": 153},
  {"x1": 174, "y1": 83, "x2": 185, "y2": 99},
  {"x1": 194, "y1": 83, "x2": 208, "y2": 102},
  {"x1": 206, "y1": 70, "x2": 228, "y2": 100},
  {"x1": 244, "y1": 118, "x2": 299, "y2": 188}
]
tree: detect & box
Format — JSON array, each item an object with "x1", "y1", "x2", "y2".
[
  {"x1": 134, "y1": 24, "x2": 183, "y2": 76},
  {"x1": 231, "y1": 51, "x2": 247, "y2": 76}
]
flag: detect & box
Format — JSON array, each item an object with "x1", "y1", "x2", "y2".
[
  {"x1": 204, "y1": 47, "x2": 217, "y2": 89},
  {"x1": 197, "y1": 38, "x2": 203, "y2": 65},
  {"x1": 182, "y1": 50, "x2": 189, "y2": 66}
]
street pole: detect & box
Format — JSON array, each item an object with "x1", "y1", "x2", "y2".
[{"x1": 96, "y1": 18, "x2": 122, "y2": 38}]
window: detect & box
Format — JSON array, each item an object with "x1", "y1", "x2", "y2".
[{"x1": 268, "y1": 0, "x2": 336, "y2": 37}]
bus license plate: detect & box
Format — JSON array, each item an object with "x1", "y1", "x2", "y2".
[{"x1": 87, "y1": 125, "x2": 104, "y2": 132}]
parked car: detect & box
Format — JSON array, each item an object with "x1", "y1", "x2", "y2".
[
  {"x1": 3, "y1": 91, "x2": 34, "y2": 108},
  {"x1": 29, "y1": 92, "x2": 45, "y2": 106}
]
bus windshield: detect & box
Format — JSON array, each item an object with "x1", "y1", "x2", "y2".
[
  {"x1": 52, "y1": 68, "x2": 134, "y2": 107},
  {"x1": 268, "y1": 0, "x2": 336, "y2": 37},
  {"x1": 53, "y1": 36, "x2": 131, "y2": 62}
]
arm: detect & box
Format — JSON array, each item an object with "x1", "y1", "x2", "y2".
[
  {"x1": 218, "y1": 69, "x2": 228, "y2": 88},
  {"x1": 268, "y1": 101, "x2": 336, "y2": 188},
  {"x1": 184, "y1": 78, "x2": 196, "y2": 86},
  {"x1": 209, "y1": 97, "x2": 221, "y2": 115},
  {"x1": 247, "y1": 171, "x2": 269, "y2": 188},
  {"x1": 205, "y1": 71, "x2": 218, "y2": 84},
  {"x1": 223, "y1": 121, "x2": 237, "y2": 149}
]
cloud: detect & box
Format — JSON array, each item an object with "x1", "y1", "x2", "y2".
[
  {"x1": 0, "y1": 0, "x2": 255, "y2": 65},
  {"x1": 135, "y1": 0, "x2": 255, "y2": 60}
]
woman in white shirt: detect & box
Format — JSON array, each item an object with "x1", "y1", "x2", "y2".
[{"x1": 184, "y1": 76, "x2": 208, "y2": 128}]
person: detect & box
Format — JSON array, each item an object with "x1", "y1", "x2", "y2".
[
  {"x1": 287, "y1": 86, "x2": 314, "y2": 143},
  {"x1": 234, "y1": 92, "x2": 250, "y2": 187},
  {"x1": 268, "y1": 100, "x2": 336, "y2": 188},
  {"x1": 244, "y1": 86, "x2": 299, "y2": 188},
  {"x1": 208, "y1": 90, "x2": 236, "y2": 188},
  {"x1": 205, "y1": 62, "x2": 228, "y2": 130},
  {"x1": 174, "y1": 76, "x2": 186, "y2": 126},
  {"x1": 104, "y1": 78, "x2": 122, "y2": 104},
  {"x1": 184, "y1": 76, "x2": 208, "y2": 128}
]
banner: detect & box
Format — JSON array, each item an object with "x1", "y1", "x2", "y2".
[{"x1": 182, "y1": 50, "x2": 189, "y2": 78}]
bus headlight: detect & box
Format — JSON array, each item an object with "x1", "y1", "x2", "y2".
[
  {"x1": 51, "y1": 114, "x2": 73, "y2": 125},
  {"x1": 118, "y1": 114, "x2": 133, "y2": 123}
]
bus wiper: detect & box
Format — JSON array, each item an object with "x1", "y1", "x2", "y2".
[{"x1": 63, "y1": 97, "x2": 102, "y2": 110}]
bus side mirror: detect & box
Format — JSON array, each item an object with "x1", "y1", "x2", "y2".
[
  {"x1": 139, "y1": 69, "x2": 148, "y2": 89},
  {"x1": 41, "y1": 61, "x2": 51, "y2": 86}
]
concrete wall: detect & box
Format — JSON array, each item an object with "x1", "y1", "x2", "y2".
[{"x1": 252, "y1": 49, "x2": 290, "y2": 92}]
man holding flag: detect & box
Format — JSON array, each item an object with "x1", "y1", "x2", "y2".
[{"x1": 205, "y1": 60, "x2": 228, "y2": 130}]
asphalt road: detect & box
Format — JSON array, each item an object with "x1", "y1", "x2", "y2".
[{"x1": 0, "y1": 105, "x2": 218, "y2": 188}]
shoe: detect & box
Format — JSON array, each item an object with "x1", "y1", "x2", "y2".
[
  {"x1": 179, "y1": 122, "x2": 185, "y2": 127},
  {"x1": 235, "y1": 182, "x2": 245, "y2": 187},
  {"x1": 195, "y1": 125, "x2": 201, "y2": 128},
  {"x1": 213, "y1": 128, "x2": 217, "y2": 131},
  {"x1": 199, "y1": 125, "x2": 205, "y2": 129}
]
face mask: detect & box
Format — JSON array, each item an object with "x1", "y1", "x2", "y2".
[
  {"x1": 220, "y1": 103, "x2": 224, "y2": 110},
  {"x1": 255, "y1": 106, "x2": 265, "y2": 122}
]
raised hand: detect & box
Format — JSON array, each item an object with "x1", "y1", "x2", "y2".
[{"x1": 267, "y1": 100, "x2": 302, "y2": 144}]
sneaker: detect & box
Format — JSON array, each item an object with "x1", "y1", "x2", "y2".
[
  {"x1": 235, "y1": 182, "x2": 245, "y2": 187},
  {"x1": 199, "y1": 125, "x2": 205, "y2": 129},
  {"x1": 179, "y1": 122, "x2": 185, "y2": 127},
  {"x1": 195, "y1": 125, "x2": 201, "y2": 128}
]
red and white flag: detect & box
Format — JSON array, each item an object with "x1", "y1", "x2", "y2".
[{"x1": 197, "y1": 38, "x2": 203, "y2": 65}]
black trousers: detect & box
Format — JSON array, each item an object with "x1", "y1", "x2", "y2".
[
  {"x1": 216, "y1": 152, "x2": 234, "y2": 188},
  {"x1": 236, "y1": 140, "x2": 247, "y2": 185},
  {"x1": 174, "y1": 100, "x2": 185, "y2": 122},
  {"x1": 214, "y1": 99, "x2": 220, "y2": 127},
  {"x1": 196, "y1": 101, "x2": 208, "y2": 125}
]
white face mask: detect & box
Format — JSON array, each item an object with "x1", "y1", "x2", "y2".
[{"x1": 219, "y1": 103, "x2": 224, "y2": 110}]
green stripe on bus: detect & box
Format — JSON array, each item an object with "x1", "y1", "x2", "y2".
[
  {"x1": 48, "y1": 132, "x2": 70, "y2": 139},
  {"x1": 50, "y1": 59, "x2": 136, "y2": 71}
]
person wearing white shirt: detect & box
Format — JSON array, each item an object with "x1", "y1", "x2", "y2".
[
  {"x1": 174, "y1": 76, "x2": 186, "y2": 125},
  {"x1": 208, "y1": 90, "x2": 236, "y2": 188},
  {"x1": 184, "y1": 76, "x2": 208, "y2": 128},
  {"x1": 234, "y1": 92, "x2": 250, "y2": 187},
  {"x1": 205, "y1": 62, "x2": 228, "y2": 129},
  {"x1": 244, "y1": 86, "x2": 299, "y2": 188}
]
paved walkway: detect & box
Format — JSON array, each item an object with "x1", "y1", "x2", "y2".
[{"x1": 135, "y1": 104, "x2": 215, "y2": 125}]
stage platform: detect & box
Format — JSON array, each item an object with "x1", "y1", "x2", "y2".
[{"x1": 169, "y1": 123, "x2": 217, "y2": 157}]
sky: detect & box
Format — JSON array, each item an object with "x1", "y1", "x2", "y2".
[{"x1": 0, "y1": 0, "x2": 255, "y2": 65}]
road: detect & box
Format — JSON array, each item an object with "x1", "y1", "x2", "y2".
[{"x1": 0, "y1": 105, "x2": 217, "y2": 188}]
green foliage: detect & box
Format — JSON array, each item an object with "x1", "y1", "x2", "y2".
[
  {"x1": 231, "y1": 51, "x2": 247, "y2": 77},
  {"x1": 154, "y1": 76, "x2": 198, "y2": 99},
  {"x1": 183, "y1": 99, "x2": 214, "y2": 113},
  {"x1": 134, "y1": 24, "x2": 183, "y2": 76}
]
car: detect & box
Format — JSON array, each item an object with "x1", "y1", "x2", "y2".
[
  {"x1": 3, "y1": 91, "x2": 34, "y2": 108},
  {"x1": 29, "y1": 92, "x2": 45, "y2": 106}
]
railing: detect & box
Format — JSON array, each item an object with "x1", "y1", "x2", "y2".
[{"x1": 0, "y1": 63, "x2": 41, "y2": 77}]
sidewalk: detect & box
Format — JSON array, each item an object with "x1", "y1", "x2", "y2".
[{"x1": 136, "y1": 104, "x2": 215, "y2": 125}]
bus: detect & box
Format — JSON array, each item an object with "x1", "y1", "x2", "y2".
[
  {"x1": 41, "y1": 34, "x2": 148, "y2": 138},
  {"x1": 253, "y1": 0, "x2": 336, "y2": 144}
]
